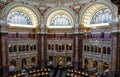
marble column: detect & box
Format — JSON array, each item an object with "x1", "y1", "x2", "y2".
[
  {"x1": 98, "y1": 61, "x2": 103, "y2": 74},
  {"x1": 110, "y1": 32, "x2": 120, "y2": 77},
  {"x1": 73, "y1": 32, "x2": 84, "y2": 70},
  {"x1": 0, "y1": 24, "x2": 9, "y2": 77},
  {"x1": 37, "y1": 32, "x2": 47, "y2": 68},
  {"x1": 89, "y1": 59, "x2": 93, "y2": 71},
  {"x1": 82, "y1": 58, "x2": 85, "y2": 68}
]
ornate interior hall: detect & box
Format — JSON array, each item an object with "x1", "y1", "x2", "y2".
[{"x1": 0, "y1": 0, "x2": 120, "y2": 77}]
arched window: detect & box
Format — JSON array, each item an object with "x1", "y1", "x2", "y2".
[
  {"x1": 103, "y1": 47, "x2": 106, "y2": 54},
  {"x1": 91, "y1": 46, "x2": 93, "y2": 52},
  {"x1": 55, "y1": 44, "x2": 58, "y2": 50},
  {"x1": 9, "y1": 45, "x2": 13, "y2": 52},
  {"x1": 98, "y1": 46, "x2": 101, "y2": 53},
  {"x1": 22, "y1": 45, "x2": 25, "y2": 51},
  {"x1": 7, "y1": 11, "x2": 32, "y2": 25},
  {"x1": 66, "y1": 44, "x2": 69, "y2": 50},
  {"x1": 91, "y1": 8, "x2": 112, "y2": 24},
  {"x1": 18, "y1": 45, "x2": 21, "y2": 52},
  {"x1": 51, "y1": 44, "x2": 54, "y2": 50},
  {"x1": 26, "y1": 45, "x2": 29, "y2": 51},
  {"x1": 30, "y1": 44, "x2": 33, "y2": 51},
  {"x1": 34, "y1": 45, "x2": 36, "y2": 50},
  {"x1": 84, "y1": 45, "x2": 87, "y2": 51},
  {"x1": 48, "y1": 44, "x2": 50, "y2": 50},
  {"x1": 50, "y1": 14, "x2": 73, "y2": 26},
  {"x1": 59, "y1": 44, "x2": 62, "y2": 51},
  {"x1": 13, "y1": 45, "x2": 17, "y2": 52},
  {"x1": 87, "y1": 45, "x2": 89, "y2": 51},
  {"x1": 93, "y1": 45, "x2": 97, "y2": 52},
  {"x1": 84, "y1": 58, "x2": 88, "y2": 68},
  {"x1": 107, "y1": 47, "x2": 111, "y2": 54},
  {"x1": 62, "y1": 44, "x2": 64, "y2": 50},
  {"x1": 69, "y1": 44, "x2": 72, "y2": 50}
]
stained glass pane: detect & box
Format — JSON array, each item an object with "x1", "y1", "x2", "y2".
[
  {"x1": 50, "y1": 14, "x2": 72, "y2": 26},
  {"x1": 7, "y1": 11, "x2": 32, "y2": 25},
  {"x1": 91, "y1": 8, "x2": 112, "y2": 24}
]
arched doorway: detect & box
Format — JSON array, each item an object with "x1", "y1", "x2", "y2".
[
  {"x1": 10, "y1": 60, "x2": 16, "y2": 66},
  {"x1": 57, "y1": 56, "x2": 64, "y2": 68},
  {"x1": 84, "y1": 58, "x2": 88, "y2": 71},
  {"x1": 103, "y1": 62, "x2": 109, "y2": 73},
  {"x1": 93, "y1": 60, "x2": 98, "y2": 75},
  {"x1": 21, "y1": 58, "x2": 27, "y2": 69},
  {"x1": 48, "y1": 56, "x2": 53, "y2": 68},
  {"x1": 31, "y1": 57, "x2": 36, "y2": 68},
  {"x1": 66, "y1": 56, "x2": 72, "y2": 68},
  {"x1": 9, "y1": 60, "x2": 16, "y2": 72}
]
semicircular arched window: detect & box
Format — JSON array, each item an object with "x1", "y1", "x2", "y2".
[
  {"x1": 7, "y1": 11, "x2": 32, "y2": 25},
  {"x1": 50, "y1": 14, "x2": 73, "y2": 26},
  {"x1": 91, "y1": 8, "x2": 112, "y2": 24}
]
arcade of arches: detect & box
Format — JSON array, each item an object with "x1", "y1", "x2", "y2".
[{"x1": 0, "y1": 0, "x2": 120, "y2": 77}]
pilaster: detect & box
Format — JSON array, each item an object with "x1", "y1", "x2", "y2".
[
  {"x1": 98, "y1": 61, "x2": 103, "y2": 74},
  {"x1": 89, "y1": 59, "x2": 93, "y2": 71},
  {"x1": 37, "y1": 32, "x2": 47, "y2": 68},
  {"x1": 0, "y1": 23, "x2": 9, "y2": 77},
  {"x1": 73, "y1": 32, "x2": 84, "y2": 70},
  {"x1": 110, "y1": 32, "x2": 120, "y2": 77},
  {"x1": 82, "y1": 58, "x2": 85, "y2": 68}
]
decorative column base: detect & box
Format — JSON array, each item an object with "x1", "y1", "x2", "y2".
[
  {"x1": 73, "y1": 62, "x2": 79, "y2": 70},
  {"x1": 41, "y1": 60, "x2": 47, "y2": 68},
  {"x1": 1, "y1": 66, "x2": 9, "y2": 77},
  {"x1": 110, "y1": 71, "x2": 116, "y2": 77},
  {"x1": 0, "y1": 24, "x2": 9, "y2": 77}
]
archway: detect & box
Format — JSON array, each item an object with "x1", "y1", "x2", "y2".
[
  {"x1": 103, "y1": 62, "x2": 109, "y2": 72},
  {"x1": 84, "y1": 58, "x2": 88, "y2": 70},
  {"x1": 46, "y1": 10, "x2": 74, "y2": 29},
  {"x1": 31, "y1": 57, "x2": 36, "y2": 68},
  {"x1": 66, "y1": 56, "x2": 72, "y2": 68},
  {"x1": 80, "y1": 3, "x2": 115, "y2": 27},
  {"x1": 9, "y1": 60, "x2": 16, "y2": 72},
  {"x1": 48, "y1": 56, "x2": 54, "y2": 68},
  {"x1": 10, "y1": 60, "x2": 16, "y2": 67},
  {"x1": 93, "y1": 60, "x2": 98, "y2": 74},
  {"x1": 57, "y1": 56, "x2": 64, "y2": 68},
  {"x1": 21, "y1": 58, "x2": 27, "y2": 69}
]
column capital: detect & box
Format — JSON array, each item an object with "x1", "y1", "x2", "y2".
[
  {"x1": 111, "y1": 21, "x2": 120, "y2": 32},
  {"x1": 0, "y1": 24, "x2": 9, "y2": 34},
  {"x1": 0, "y1": 23, "x2": 9, "y2": 28},
  {"x1": 73, "y1": 32, "x2": 85, "y2": 35},
  {"x1": 36, "y1": 32, "x2": 48, "y2": 34}
]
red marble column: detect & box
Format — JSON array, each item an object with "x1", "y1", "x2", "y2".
[
  {"x1": 73, "y1": 33, "x2": 84, "y2": 70},
  {"x1": 37, "y1": 33, "x2": 47, "y2": 68},
  {"x1": 0, "y1": 25, "x2": 9, "y2": 77},
  {"x1": 110, "y1": 32, "x2": 120, "y2": 77}
]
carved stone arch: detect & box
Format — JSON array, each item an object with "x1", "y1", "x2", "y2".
[
  {"x1": 10, "y1": 59, "x2": 16, "y2": 66},
  {"x1": 0, "y1": 10, "x2": 5, "y2": 20},
  {"x1": 79, "y1": 0, "x2": 117, "y2": 26},
  {"x1": 44, "y1": 6, "x2": 76, "y2": 28},
  {"x1": 3, "y1": 2, "x2": 41, "y2": 26}
]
